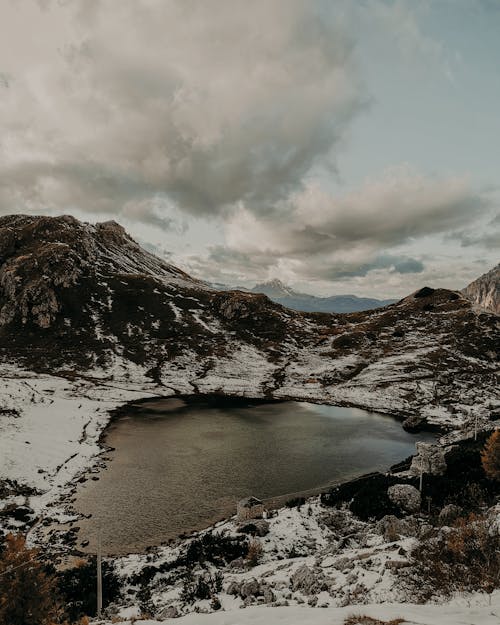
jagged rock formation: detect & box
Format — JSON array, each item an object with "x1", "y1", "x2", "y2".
[
  {"x1": 0, "y1": 214, "x2": 498, "y2": 426},
  {"x1": 463, "y1": 263, "x2": 499, "y2": 315}
]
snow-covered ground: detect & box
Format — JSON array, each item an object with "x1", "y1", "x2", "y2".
[
  {"x1": 102, "y1": 593, "x2": 500, "y2": 625},
  {"x1": 0, "y1": 363, "x2": 167, "y2": 518}
]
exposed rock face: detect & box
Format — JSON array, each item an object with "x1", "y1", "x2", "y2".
[
  {"x1": 290, "y1": 564, "x2": 325, "y2": 595},
  {"x1": 376, "y1": 515, "x2": 420, "y2": 540},
  {"x1": 0, "y1": 214, "x2": 196, "y2": 329},
  {"x1": 387, "y1": 484, "x2": 421, "y2": 513},
  {"x1": 463, "y1": 263, "x2": 499, "y2": 315},
  {"x1": 0, "y1": 216, "x2": 89, "y2": 327},
  {"x1": 438, "y1": 504, "x2": 462, "y2": 526},
  {"x1": 409, "y1": 442, "x2": 447, "y2": 477}
]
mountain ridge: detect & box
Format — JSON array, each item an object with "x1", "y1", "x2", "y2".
[
  {"x1": 462, "y1": 263, "x2": 499, "y2": 315},
  {"x1": 0, "y1": 214, "x2": 497, "y2": 426}
]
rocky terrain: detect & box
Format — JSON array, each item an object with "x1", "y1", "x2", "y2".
[{"x1": 463, "y1": 263, "x2": 499, "y2": 315}]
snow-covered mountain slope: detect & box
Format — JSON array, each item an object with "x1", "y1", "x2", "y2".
[
  {"x1": 250, "y1": 279, "x2": 396, "y2": 313},
  {"x1": 463, "y1": 263, "x2": 499, "y2": 315},
  {"x1": 0, "y1": 215, "x2": 498, "y2": 505}
]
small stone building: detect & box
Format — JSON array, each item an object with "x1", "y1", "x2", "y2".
[{"x1": 236, "y1": 496, "x2": 264, "y2": 522}]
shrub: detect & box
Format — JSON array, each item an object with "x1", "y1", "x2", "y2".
[
  {"x1": 0, "y1": 533, "x2": 62, "y2": 625},
  {"x1": 344, "y1": 617, "x2": 404, "y2": 625},
  {"x1": 409, "y1": 512, "x2": 500, "y2": 599},
  {"x1": 57, "y1": 556, "x2": 122, "y2": 621},
  {"x1": 180, "y1": 571, "x2": 223, "y2": 604},
  {"x1": 481, "y1": 430, "x2": 500, "y2": 481},
  {"x1": 285, "y1": 497, "x2": 306, "y2": 509},
  {"x1": 184, "y1": 533, "x2": 248, "y2": 567},
  {"x1": 246, "y1": 539, "x2": 263, "y2": 567}
]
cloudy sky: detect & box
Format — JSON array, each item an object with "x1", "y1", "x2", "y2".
[{"x1": 1, "y1": 0, "x2": 498, "y2": 297}]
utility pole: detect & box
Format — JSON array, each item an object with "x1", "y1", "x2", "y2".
[
  {"x1": 97, "y1": 527, "x2": 102, "y2": 619},
  {"x1": 419, "y1": 464, "x2": 424, "y2": 493}
]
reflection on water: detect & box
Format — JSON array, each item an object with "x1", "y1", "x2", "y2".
[{"x1": 74, "y1": 399, "x2": 435, "y2": 554}]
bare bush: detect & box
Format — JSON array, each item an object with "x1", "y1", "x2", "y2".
[
  {"x1": 481, "y1": 430, "x2": 500, "y2": 481},
  {"x1": 409, "y1": 512, "x2": 500, "y2": 599},
  {"x1": 246, "y1": 539, "x2": 263, "y2": 567},
  {"x1": 0, "y1": 533, "x2": 62, "y2": 625},
  {"x1": 344, "y1": 616, "x2": 404, "y2": 625}
]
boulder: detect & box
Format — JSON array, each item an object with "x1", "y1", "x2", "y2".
[
  {"x1": 385, "y1": 559, "x2": 409, "y2": 570},
  {"x1": 263, "y1": 587, "x2": 275, "y2": 603},
  {"x1": 159, "y1": 606, "x2": 179, "y2": 619},
  {"x1": 402, "y1": 415, "x2": 426, "y2": 433},
  {"x1": 290, "y1": 564, "x2": 324, "y2": 595},
  {"x1": 438, "y1": 504, "x2": 462, "y2": 526},
  {"x1": 239, "y1": 578, "x2": 261, "y2": 598},
  {"x1": 376, "y1": 514, "x2": 418, "y2": 540},
  {"x1": 226, "y1": 581, "x2": 240, "y2": 596},
  {"x1": 387, "y1": 484, "x2": 421, "y2": 513}
]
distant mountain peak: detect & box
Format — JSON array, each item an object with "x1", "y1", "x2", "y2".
[
  {"x1": 252, "y1": 279, "x2": 297, "y2": 298},
  {"x1": 249, "y1": 278, "x2": 395, "y2": 313}
]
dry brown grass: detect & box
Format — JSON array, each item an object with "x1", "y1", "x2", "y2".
[
  {"x1": 246, "y1": 538, "x2": 263, "y2": 567},
  {"x1": 344, "y1": 616, "x2": 405, "y2": 625}
]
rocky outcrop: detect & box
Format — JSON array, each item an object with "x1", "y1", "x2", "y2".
[
  {"x1": 438, "y1": 504, "x2": 462, "y2": 526},
  {"x1": 463, "y1": 263, "x2": 499, "y2": 315},
  {"x1": 409, "y1": 442, "x2": 447, "y2": 477},
  {"x1": 290, "y1": 564, "x2": 326, "y2": 595}
]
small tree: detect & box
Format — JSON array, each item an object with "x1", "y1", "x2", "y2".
[
  {"x1": 481, "y1": 430, "x2": 500, "y2": 481},
  {"x1": 0, "y1": 533, "x2": 62, "y2": 625}
]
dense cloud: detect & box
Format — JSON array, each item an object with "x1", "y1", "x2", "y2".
[
  {"x1": 199, "y1": 167, "x2": 488, "y2": 282},
  {"x1": 0, "y1": 0, "x2": 363, "y2": 225}
]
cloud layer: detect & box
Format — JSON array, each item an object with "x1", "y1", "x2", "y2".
[
  {"x1": 0, "y1": 0, "x2": 363, "y2": 226},
  {"x1": 198, "y1": 166, "x2": 488, "y2": 281}
]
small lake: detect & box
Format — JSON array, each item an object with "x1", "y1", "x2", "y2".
[{"x1": 74, "y1": 398, "x2": 435, "y2": 554}]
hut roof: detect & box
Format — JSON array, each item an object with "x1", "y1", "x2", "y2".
[{"x1": 238, "y1": 496, "x2": 263, "y2": 508}]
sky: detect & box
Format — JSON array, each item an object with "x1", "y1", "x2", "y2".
[{"x1": 0, "y1": 0, "x2": 498, "y2": 297}]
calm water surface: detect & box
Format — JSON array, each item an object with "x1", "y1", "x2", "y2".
[{"x1": 74, "y1": 399, "x2": 435, "y2": 554}]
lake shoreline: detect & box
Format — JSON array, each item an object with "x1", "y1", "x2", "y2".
[{"x1": 68, "y1": 398, "x2": 436, "y2": 556}]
